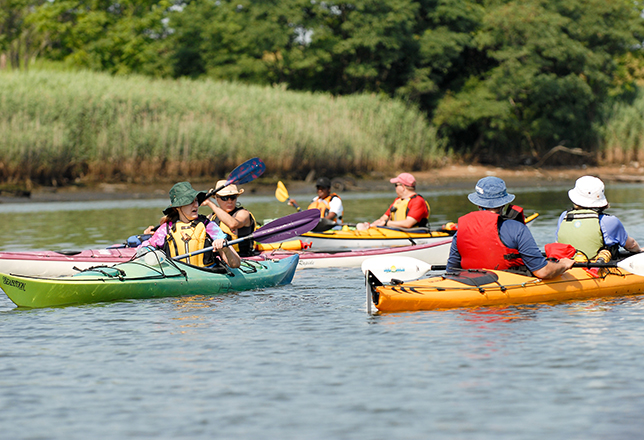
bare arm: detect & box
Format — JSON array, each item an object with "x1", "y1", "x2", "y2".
[
  {"x1": 203, "y1": 199, "x2": 251, "y2": 230},
  {"x1": 211, "y1": 238, "x2": 241, "y2": 268},
  {"x1": 625, "y1": 236, "x2": 642, "y2": 253},
  {"x1": 532, "y1": 258, "x2": 575, "y2": 280},
  {"x1": 385, "y1": 216, "x2": 420, "y2": 229},
  {"x1": 370, "y1": 214, "x2": 391, "y2": 227},
  {"x1": 370, "y1": 214, "x2": 418, "y2": 229}
]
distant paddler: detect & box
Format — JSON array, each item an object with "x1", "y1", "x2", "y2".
[{"x1": 279, "y1": 177, "x2": 344, "y2": 232}]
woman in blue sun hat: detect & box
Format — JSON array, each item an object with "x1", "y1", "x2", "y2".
[{"x1": 447, "y1": 176, "x2": 573, "y2": 279}]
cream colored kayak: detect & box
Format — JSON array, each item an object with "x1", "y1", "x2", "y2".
[{"x1": 0, "y1": 238, "x2": 452, "y2": 277}]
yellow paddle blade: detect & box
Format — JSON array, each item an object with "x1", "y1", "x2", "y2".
[
  {"x1": 525, "y1": 212, "x2": 539, "y2": 224},
  {"x1": 275, "y1": 181, "x2": 290, "y2": 202}
]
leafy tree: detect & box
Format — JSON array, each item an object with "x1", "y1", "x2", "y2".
[
  {"x1": 4, "y1": 0, "x2": 644, "y2": 164},
  {"x1": 167, "y1": 0, "x2": 299, "y2": 82},
  {"x1": 26, "y1": 0, "x2": 171, "y2": 74},
  {"x1": 431, "y1": 0, "x2": 644, "y2": 162},
  {"x1": 0, "y1": 0, "x2": 48, "y2": 69}
]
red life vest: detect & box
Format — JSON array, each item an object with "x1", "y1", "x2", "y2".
[{"x1": 456, "y1": 210, "x2": 524, "y2": 270}]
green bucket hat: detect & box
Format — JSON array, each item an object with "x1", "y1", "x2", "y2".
[{"x1": 163, "y1": 182, "x2": 207, "y2": 215}]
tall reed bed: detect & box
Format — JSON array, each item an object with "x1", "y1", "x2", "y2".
[
  {"x1": 0, "y1": 70, "x2": 446, "y2": 185},
  {"x1": 600, "y1": 89, "x2": 644, "y2": 164}
]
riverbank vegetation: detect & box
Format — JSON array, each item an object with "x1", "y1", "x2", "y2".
[
  {"x1": 0, "y1": 69, "x2": 444, "y2": 185},
  {"x1": 1, "y1": 0, "x2": 644, "y2": 186}
]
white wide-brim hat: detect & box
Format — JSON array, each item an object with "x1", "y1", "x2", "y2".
[
  {"x1": 214, "y1": 180, "x2": 245, "y2": 197},
  {"x1": 568, "y1": 176, "x2": 608, "y2": 208}
]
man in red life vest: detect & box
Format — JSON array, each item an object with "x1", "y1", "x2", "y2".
[
  {"x1": 357, "y1": 172, "x2": 429, "y2": 230},
  {"x1": 447, "y1": 176, "x2": 574, "y2": 279}
]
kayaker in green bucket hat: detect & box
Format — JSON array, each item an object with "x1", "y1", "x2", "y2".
[
  {"x1": 163, "y1": 181, "x2": 208, "y2": 215},
  {"x1": 139, "y1": 182, "x2": 241, "y2": 268}
]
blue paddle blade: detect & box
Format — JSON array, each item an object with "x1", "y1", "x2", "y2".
[
  {"x1": 227, "y1": 157, "x2": 266, "y2": 185},
  {"x1": 207, "y1": 158, "x2": 266, "y2": 197}
]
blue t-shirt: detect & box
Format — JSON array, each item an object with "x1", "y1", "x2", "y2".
[
  {"x1": 447, "y1": 219, "x2": 547, "y2": 272},
  {"x1": 556, "y1": 211, "x2": 629, "y2": 248}
]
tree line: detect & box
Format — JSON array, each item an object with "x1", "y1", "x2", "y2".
[{"x1": 2, "y1": 0, "x2": 644, "y2": 165}]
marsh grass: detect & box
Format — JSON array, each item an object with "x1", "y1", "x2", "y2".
[
  {"x1": 0, "y1": 70, "x2": 446, "y2": 185},
  {"x1": 600, "y1": 90, "x2": 644, "y2": 164}
]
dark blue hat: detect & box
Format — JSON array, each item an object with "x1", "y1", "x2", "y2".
[{"x1": 467, "y1": 176, "x2": 515, "y2": 209}]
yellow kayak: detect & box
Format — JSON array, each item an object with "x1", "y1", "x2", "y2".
[
  {"x1": 367, "y1": 266, "x2": 644, "y2": 313},
  {"x1": 300, "y1": 227, "x2": 454, "y2": 252}
]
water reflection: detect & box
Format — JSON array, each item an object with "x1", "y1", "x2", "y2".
[
  {"x1": 458, "y1": 306, "x2": 541, "y2": 324},
  {"x1": 1, "y1": 183, "x2": 643, "y2": 251}
]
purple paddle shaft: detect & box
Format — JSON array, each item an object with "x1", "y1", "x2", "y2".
[
  {"x1": 251, "y1": 209, "x2": 320, "y2": 243},
  {"x1": 172, "y1": 209, "x2": 320, "y2": 261}
]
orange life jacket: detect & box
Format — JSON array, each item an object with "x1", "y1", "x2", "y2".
[{"x1": 308, "y1": 193, "x2": 343, "y2": 222}]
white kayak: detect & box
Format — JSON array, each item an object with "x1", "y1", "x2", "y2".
[{"x1": 0, "y1": 239, "x2": 452, "y2": 276}]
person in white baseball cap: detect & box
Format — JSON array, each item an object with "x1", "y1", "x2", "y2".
[{"x1": 556, "y1": 176, "x2": 641, "y2": 260}]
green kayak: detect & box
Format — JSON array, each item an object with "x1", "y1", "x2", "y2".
[{"x1": 0, "y1": 251, "x2": 299, "y2": 308}]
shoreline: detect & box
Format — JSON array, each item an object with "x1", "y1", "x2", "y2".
[{"x1": 3, "y1": 164, "x2": 643, "y2": 203}]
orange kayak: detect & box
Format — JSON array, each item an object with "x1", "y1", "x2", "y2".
[{"x1": 367, "y1": 267, "x2": 644, "y2": 313}]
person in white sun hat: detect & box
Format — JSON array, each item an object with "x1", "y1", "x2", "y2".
[
  {"x1": 203, "y1": 180, "x2": 258, "y2": 257},
  {"x1": 556, "y1": 176, "x2": 641, "y2": 261}
]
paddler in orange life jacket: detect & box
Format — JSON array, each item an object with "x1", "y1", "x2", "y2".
[
  {"x1": 202, "y1": 180, "x2": 258, "y2": 257},
  {"x1": 356, "y1": 172, "x2": 429, "y2": 230},
  {"x1": 447, "y1": 176, "x2": 573, "y2": 279},
  {"x1": 139, "y1": 182, "x2": 241, "y2": 268},
  {"x1": 289, "y1": 177, "x2": 344, "y2": 230}
]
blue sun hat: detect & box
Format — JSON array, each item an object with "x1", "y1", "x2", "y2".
[{"x1": 468, "y1": 176, "x2": 515, "y2": 209}]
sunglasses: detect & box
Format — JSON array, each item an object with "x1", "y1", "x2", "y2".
[{"x1": 217, "y1": 195, "x2": 238, "y2": 201}]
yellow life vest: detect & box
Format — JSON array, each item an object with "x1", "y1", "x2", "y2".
[
  {"x1": 308, "y1": 193, "x2": 343, "y2": 221},
  {"x1": 164, "y1": 215, "x2": 214, "y2": 267},
  {"x1": 214, "y1": 206, "x2": 258, "y2": 256},
  {"x1": 389, "y1": 194, "x2": 430, "y2": 226}
]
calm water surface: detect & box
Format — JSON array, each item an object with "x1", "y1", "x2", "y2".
[{"x1": 2, "y1": 183, "x2": 644, "y2": 439}]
